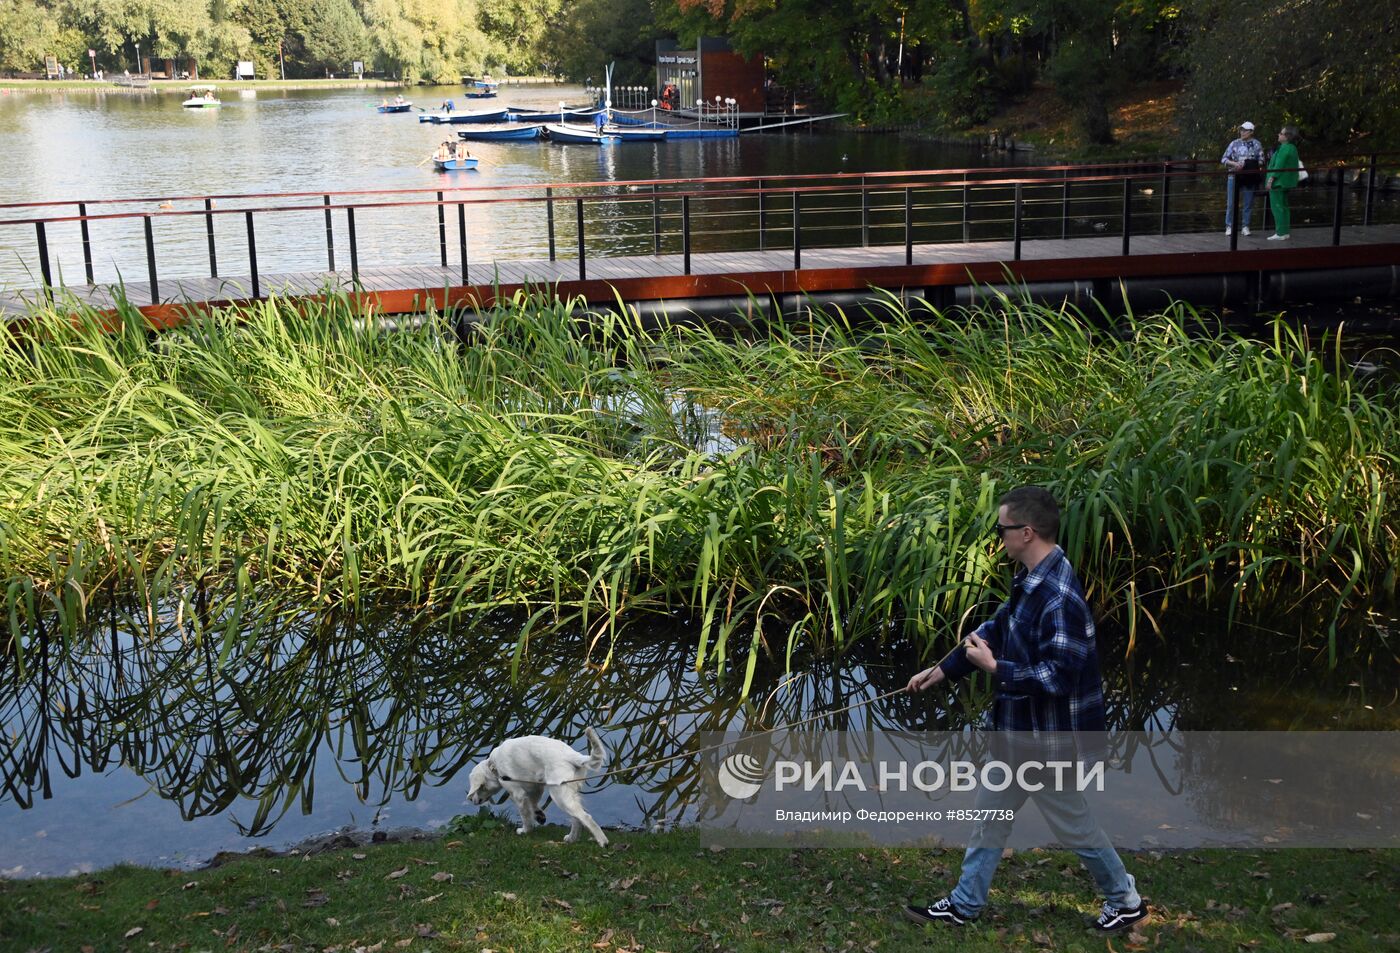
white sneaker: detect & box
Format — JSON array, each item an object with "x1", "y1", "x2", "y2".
[
  {"x1": 1267, "y1": 233, "x2": 1290, "y2": 241},
  {"x1": 1241, "y1": 227, "x2": 1251, "y2": 236},
  {"x1": 1224, "y1": 227, "x2": 1233, "y2": 236}
]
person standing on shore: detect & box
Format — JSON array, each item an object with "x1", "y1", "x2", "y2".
[
  {"x1": 1221, "y1": 121, "x2": 1265, "y2": 236},
  {"x1": 902, "y1": 486, "x2": 1148, "y2": 935},
  {"x1": 1266, "y1": 126, "x2": 1302, "y2": 241}
]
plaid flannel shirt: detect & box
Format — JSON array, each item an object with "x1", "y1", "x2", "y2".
[{"x1": 939, "y1": 546, "x2": 1107, "y2": 753}]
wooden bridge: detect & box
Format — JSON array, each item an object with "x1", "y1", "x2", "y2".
[{"x1": 3, "y1": 155, "x2": 1398, "y2": 326}]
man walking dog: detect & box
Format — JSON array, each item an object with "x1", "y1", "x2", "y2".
[{"x1": 903, "y1": 486, "x2": 1148, "y2": 934}]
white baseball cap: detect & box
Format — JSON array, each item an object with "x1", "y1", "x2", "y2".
[{"x1": 1240, "y1": 121, "x2": 1255, "y2": 131}]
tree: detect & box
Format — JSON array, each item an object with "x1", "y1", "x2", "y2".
[
  {"x1": 1181, "y1": 0, "x2": 1400, "y2": 152},
  {"x1": 302, "y1": 0, "x2": 369, "y2": 73},
  {"x1": 0, "y1": 0, "x2": 60, "y2": 72},
  {"x1": 476, "y1": 0, "x2": 562, "y2": 74},
  {"x1": 554, "y1": 0, "x2": 660, "y2": 85}
]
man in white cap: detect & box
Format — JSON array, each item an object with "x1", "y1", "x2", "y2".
[{"x1": 1221, "y1": 121, "x2": 1265, "y2": 236}]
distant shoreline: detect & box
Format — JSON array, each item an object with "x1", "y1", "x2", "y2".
[{"x1": 0, "y1": 76, "x2": 568, "y2": 92}]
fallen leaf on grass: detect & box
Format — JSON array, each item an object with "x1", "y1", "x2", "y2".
[
  {"x1": 326, "y1": 917, "x2": 340, "y2": 927},
  {"x1": 394, "y1": 941, "x2": 412, "y2": 949},
  {"x1": 545, "y1": 898, "x2": 574, "y2": 913},
  {"x1": 145, "y1": 899, "x2": 159, "y2": 910},
  {"x1": 608, "y1": 876, "x2": 639, "y2": 891},
  {"x1": 593, "y1": 927, "x2": 615, "y2": 948},
  {"x1": 1303, "y1": 935, "x2": 1337, "y2": 944},
  {"x1": 304, "y1": 889, "x2": 330, "y2": 907},
  {"x1": 386, "y1": 867, "x2": 410, "y2": 880},
  {"x1": 497, "y1": 892, "x2": 517, "y2": 901},
  {"x1": 420, "y1": 894, "x2": 443, "y2": 904},
  {"x1": 352, "y1": 853, "x2": 367, "y2": 860},
  {"x1": 430, "y1": 872, "x2": 454, "y2": 883},
  {"x1": 1271, "y1": 902, "x2": 1294, "y2": 913},
  {"x1": 123, "y1": 927, "x2": 143, "y2": 939}
]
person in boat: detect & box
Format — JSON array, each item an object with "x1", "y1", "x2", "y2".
[
  {"x1": 904, "y1": 486, "x2": 1148, "y2": 936},
  {"x1": 381, "y1": 98, "x2": 389, "y2": 107},
  {"x1": 594, "y1": 111, "x2": 607, "y2": 133},
  {"x1": 442, "y1": 98, "x2": 454, "y2": 113},
  {"x1": 436, "y1": 140, "x2": 453, "y2": 161},
  {"x1": 454, "y1": 141, "x2": 472, "y2": 162},
  {"x1": 394, "y1": 94, "x2": 405, "y2": 104}
]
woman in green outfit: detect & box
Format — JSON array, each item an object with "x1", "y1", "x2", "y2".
[{"x1": 1266, "y1": 126, "x2": 1301, "y2": 240}]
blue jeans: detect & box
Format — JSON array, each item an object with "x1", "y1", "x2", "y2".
[
  {"x1": 949, "y1": 781, "x2": 1142, "y2": 917},
  {"x1": 1225, "y1": 175, "x2": 1255, "y2": 229}
]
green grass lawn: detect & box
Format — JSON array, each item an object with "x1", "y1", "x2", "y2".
[{"x1": 2, "y1": 824, "x2": 1395, "y2": 952}]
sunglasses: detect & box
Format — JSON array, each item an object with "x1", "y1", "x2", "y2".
[{"x1": 992, "y1": 522, "x2": 1029, "y2": 537}]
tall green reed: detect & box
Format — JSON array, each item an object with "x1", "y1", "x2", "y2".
[{"x1": 1, "y1": 288, "x2": 1395, "y2": 688}]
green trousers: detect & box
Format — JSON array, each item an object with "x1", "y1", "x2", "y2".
[{"x1": 1270, "y1": 186, "x2": 1292, "y2": 236}]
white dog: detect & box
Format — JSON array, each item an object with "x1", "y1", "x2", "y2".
[{"x1": 466, "y1": 727, "x2": 609, "y2": 847}]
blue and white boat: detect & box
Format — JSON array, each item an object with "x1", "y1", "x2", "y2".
[
  {"x1": 376, "y1": 101, "x2": 413, "y2": 113},
  {"x1": 544, "y1": 122, "x2": 621, "y2": 144},
  {"x1": 432, "y1": 156, "x2": 480, "y2": 171},
  {"x1": 418, "y1": 106, "x2": 509, "y2": 124},
  {"x1": 456, "y1": 123, "x2": 545, "y2": 141}
]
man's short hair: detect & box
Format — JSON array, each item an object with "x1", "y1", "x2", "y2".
[{"x1": 1000, "y1": 486, "x2": 1060, "y2": 540}]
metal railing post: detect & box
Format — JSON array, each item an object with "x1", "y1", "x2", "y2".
[
  {"x1": 1013, "y1": 182, "x2": 1023, "y2": 261},
  {"x1": 35, "y1": 222, "x2": 53, "y2": 300},
  {"x1": 437, "y1": 191, "x2": 447, "y2": 268},
  {"x1": 204, "y1": 198, "x2": 218, "y2": 277},
  {"x1": 962, "y1": 182, "x2": 971, "y2": 242},
  {"x1": 1332, "y1": 171, "x2": 1345, "y2": 245},
  {"x1": 757, "y1": 178, "x2": 766, "y2": 251},
  {"x1": 323, "y1": 194, "x2": 335, "y2": 272},
  {"x1": 1159, "y1": 162, "x2": 1171, "y2": 236},
  {"x1": 793, "y1": 191, "x2": 801, "y2": 270},
  {"x1": 1364, "y1": 153, "x2": 1377, "y2": 227},
  {"x1": 683, "y1": 194, "x2": 691, "y2": 275},
  {"x1": 78, "y1": 202, "x2": 94, "y2": 284},
  {"x1": 1061, "y1": 169, "x2": 1070, "y2": 240},
  {"x1": 1229, "y1": 177, "x2": 1240, "y2": 251},
  {"x1": 1121, "y1": 177, "x2": 1132, "y2": 256},
  {"x1": 458, "y1": 203, "x2": 468, "y2": 281},
  {"x1": 904, "y1": 187, "x2": 913, "y2": 265},
  {"x1": 576, "y1": 198, "x2": 586, "y2": 280},
  {"x1": 143, "y1": 214, "x2": 159, "y2": 304},
  {"x1": 347, "y1": 206, "x2": 359, "y2": 282},
  {"x1": 546, "y1": 187, "x2": 556, "y2": 261},
  {"x1": 245, "y1": 210, "x2": 259, "y2": 299},
  {"x1": 652, "y1": 183, "x2": 661, "y2": 255},
  {"x1": 861, "y1": 175, "x2": 869, "y2": 247}
]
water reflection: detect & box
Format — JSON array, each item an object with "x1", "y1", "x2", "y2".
[{"x1": 0, "y1": 597, "x2": 1394, "y2": 874}]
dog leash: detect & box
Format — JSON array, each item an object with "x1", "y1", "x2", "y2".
[{"x1": 570, "y1": 639, "x2": 970, "y2": 786}]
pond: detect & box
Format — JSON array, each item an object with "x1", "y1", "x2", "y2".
[
  {"x1": 1, "y1": 597, "x2": 1395, "y2": 877},
  {"x1": 3, "y1": 84, "x2": 1397, "y2": 293}
]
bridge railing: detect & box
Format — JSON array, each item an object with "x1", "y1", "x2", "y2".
[{"x1": 2, "y1": 153, "x2": 1397, "y2": 307}]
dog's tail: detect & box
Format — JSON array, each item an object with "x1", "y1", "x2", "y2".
[{"x1": 583, "y1": 726, "x2": 607, "y2": 772}]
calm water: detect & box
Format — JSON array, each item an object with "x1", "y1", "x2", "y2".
[
  {"x1": 0, "y1": 596, "x2": 1395, "y2": 877},
  {"x1": 6, "y1": 84, "x2": 1395, "y2": 295},
  {"x1": 0, "y1": 83, "x2": 1015, "y2": 290}
]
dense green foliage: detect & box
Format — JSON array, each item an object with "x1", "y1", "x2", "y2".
[
  {"x1": 2, "y1": 292, "x2": 1396, "y2": 685},
  {"x1": 1180, "y1": 0, "x2": 1400, "y2": 153}
]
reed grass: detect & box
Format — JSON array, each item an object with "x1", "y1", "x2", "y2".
[{"x1": 1, "y1": 289, "x2": 1395, "y2": 684}]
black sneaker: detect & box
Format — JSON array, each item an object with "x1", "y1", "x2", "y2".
[
  {"x1": 903, "y1": 897, "x2": 977, "y2": 926},
  {"x1": 1092, "y1": 899, "x2": 1149, "y2": 933}
]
